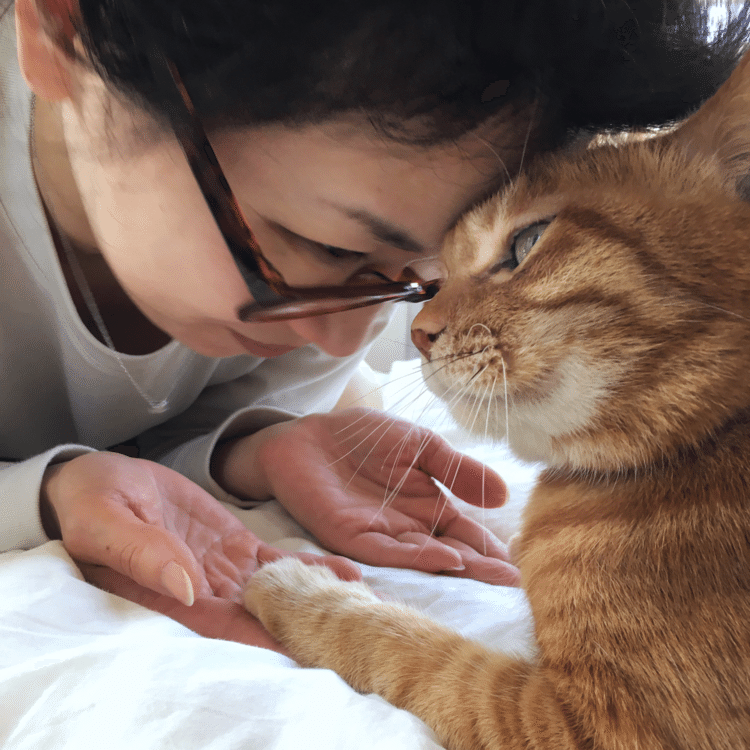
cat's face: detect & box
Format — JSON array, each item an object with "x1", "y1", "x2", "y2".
[{"x1": 414, "y1": 133, "x2": 750, "y2": 473}]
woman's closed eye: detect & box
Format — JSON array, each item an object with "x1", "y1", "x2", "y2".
[
  {"x1": 272, "y1": 222, "x2": 369, "y2": 265},
  {"x1": 311, "y1": 241, "x2": 368, "y2": 262},
  {"x1": 264, "y1": 219, "x2": 412, "y2": 282}
]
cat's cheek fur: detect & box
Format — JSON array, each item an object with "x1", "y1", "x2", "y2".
[{"x1": 423, "y1": 348, "x2": 620, "y2": 467}]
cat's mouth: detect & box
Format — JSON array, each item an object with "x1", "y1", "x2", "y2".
[
  {"x1": 426, "y1": 343, "x2": 563, "y2": 407},
  {"x1": 421, "y1": 347, "x2": 508, "y2": 397}
]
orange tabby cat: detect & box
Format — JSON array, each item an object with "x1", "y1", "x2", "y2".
[{"x1": 245, "y1": 46, "x2": 750, "y2": 750}]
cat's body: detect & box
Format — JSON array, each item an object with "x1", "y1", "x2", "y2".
[{"x1": 245, "y1": 47, "x2": 750, "y2": 750}]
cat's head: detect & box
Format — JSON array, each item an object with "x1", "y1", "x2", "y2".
[{"x1": 413, "y1": 52, "x2": 750, "y2": 474}]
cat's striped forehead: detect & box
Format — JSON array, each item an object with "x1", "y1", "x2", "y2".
[
  {"x1": 447, "y1": 132, "x2": 728, "y2": 281},
  {"x1": 422, "y1": 49, "x2": 750, "y2": 475}
]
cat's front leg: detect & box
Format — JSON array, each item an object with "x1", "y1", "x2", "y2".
[
  {"x1": 244, "y1": 557, "x2": 383, "y2": 665},
  {"x1": 244, "y1": 558, "x2": 546, "y2": 750},
  {"x1": 244, "y1": 556, "x2": 433, "y2": 686},
  {"x1": 245, "y1": 557, "x2": 467, "y2": 698}
]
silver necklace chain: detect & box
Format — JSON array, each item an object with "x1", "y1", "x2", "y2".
[
  {"x1": 57, "y1": 231, "x2": 171, "y2": 414},
  {"x1": 29, "y1": 96, "x2": 170, "y2": 414}
]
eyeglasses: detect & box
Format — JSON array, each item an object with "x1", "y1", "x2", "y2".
[{"x1": 146, "y1": 48, "x2": 441, "y2": 323}]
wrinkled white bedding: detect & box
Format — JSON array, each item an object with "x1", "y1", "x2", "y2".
[{"x1": 0, "y1": 360, "x2": 541, "y2": 749}]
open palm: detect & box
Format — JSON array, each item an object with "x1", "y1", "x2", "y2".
[
  {"x1": 252, "y1": 409, "x2": 520, "y2": 586},
  {"x1": 45, "y1": 452, "x2": 359, "y2": 618}
]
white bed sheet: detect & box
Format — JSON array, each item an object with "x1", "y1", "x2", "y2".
[{"x1": 0, "y1": 359, "x2": 541, "y2": 749}]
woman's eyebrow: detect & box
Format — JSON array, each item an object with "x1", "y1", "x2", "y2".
[{"x1": 329, "y1": 204, "x2": 428, "y2": 254}]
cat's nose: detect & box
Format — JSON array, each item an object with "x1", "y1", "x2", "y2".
[{"x1": 411, "y1": 327, "x2": 444, "y2": 361}]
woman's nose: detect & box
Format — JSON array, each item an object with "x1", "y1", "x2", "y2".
[
  {"x1": 289, "y1": 303, "x2": 391, "y2": 358},
  {"x1": 374, "y1": 255, "x2": 445, "y2": 286}
]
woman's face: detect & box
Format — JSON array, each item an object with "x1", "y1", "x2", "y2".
[{"x1": 30, "y1": 50, "x2": 531, "y2": 359}]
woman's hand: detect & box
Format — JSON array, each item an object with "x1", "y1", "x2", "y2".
[
  {"x1": 42, "y1": 452, "x2": 360, "y2": 611},
  {"x1": 216, "y1": 409, "x2": 520, "y2": 586},
  {"x1": 78, "y1": 565, "x2": 290, "y2": 655}
]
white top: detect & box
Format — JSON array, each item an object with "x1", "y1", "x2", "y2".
[{"x1": 0, "y1": 10, "x2": 388, "y2": 552}]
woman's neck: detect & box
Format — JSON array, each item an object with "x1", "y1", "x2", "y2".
[
  {"x1": 31, "y1": 97, "x2": 172, "y2": 355},
  {"x1": 31, "y1": 96, "x2": 99, "y2": 251}
]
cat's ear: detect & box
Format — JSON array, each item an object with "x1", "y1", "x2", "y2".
[{"x1": 670, "y1": 49, "x2": 750, "y2": 197}]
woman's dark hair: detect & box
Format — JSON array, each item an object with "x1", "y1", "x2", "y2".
[{"x1": 66, "y1": 0, "x2": 750, "y2": 148}]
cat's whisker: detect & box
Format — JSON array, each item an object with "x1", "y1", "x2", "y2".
[
  {"x1": 365, "y1": 386, "x2": 461, "y2": 531},
  {"x1": 421, "y1": 356, "x2": 486, "y2": 410},
  {"x1": 342, "y1": 419, "x2": 414, "y2": 495},
  {"x1": 441, "y1": 371, "x2": 485, "y2": 421},
  {"x1": 376, "y1": 428, "x2": 418, "y2": 523},
  {"x1": 379, "y1": 385, "x2": 451, "y2": 478},
  {"x1": 383, "y1": 371, "x2": 442, "y2": 415},
  {"x1": 465, "y1": 368, "x2": 491, "y2": 439},
  {"x1": 330, "y1": 364, "x2": 429, "y2": 440},
  {"x1": 382, "y1": 362, "x2": 464, "y2": 432},
  {"x1": 338, "y1": 368, "x2": 462, "y2": 520},
  {"x1": 381, "y1": 429, "x2": 437, "y2": 512},
  {"x1": 333, "y1": 375, "x2": 433, "y2": 451},
  {"x1": 427, "y1": 350, "x2": 485, "y2": 371},
  {"x1": 330, "y1": 415, "x2": 389, "y2": 452},
  {"x1": 468, "y1": 132, "x2": 511, "y2": 184},
  {"x1": 326, "y1": 415, "x2": 395, "y2": 472},
  {"x1": 377, "y1": 378, "x2": 475, "y2": 530},
  {"x1": 482, "y1": 375, "x2": 499, "y2": 556},
  {"x1": 369, "y1": 384, "x2": 432, "y2": 429},
  {"x1": 467, "y1": 322, "x2": 493, "y2": 338},
  {"x1": 696, "y1": 301, "x2": 750, "y2": 324},
  {"x1": 332, "y1": 407, "x2": 384, "y2": 439},
  {"x1": 516, "y1": 93, "x2": 538, "y2": 178},
  {"x1": 426, "y1": 372, "x2": 490, "y2": 538},
  {"x1": 500, "y1": 355, "x2": 510, "y2": 445}
]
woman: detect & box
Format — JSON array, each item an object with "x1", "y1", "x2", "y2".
[{"x1": 4, "y1": 0, "x2": 744, "y2": 647}]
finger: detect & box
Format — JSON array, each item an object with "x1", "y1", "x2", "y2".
[
  {"x1": 81, "y1": 564, "x2": 161, "y2": 605},
  {"x1": 256, "y1": 546, "x2": 362, "y2": 582},
  {"x1": 435, "y1": 512, "x2": 511, "y2": 561},
  {"x1": 81, "y1": 565, "x2": 288, "y2": 654},
  {"x1": 437, "y1": 537, "x2": 521, "y2": 587},
  {"x1": 83, "y1": 507, "x2": 209, "y2": 605},
  {"x1": 416, "y1": 440, "x2": 508, "y2": 509},
  {"x1": 344, "y1": 531, "x2": 465, "y2": 573}
]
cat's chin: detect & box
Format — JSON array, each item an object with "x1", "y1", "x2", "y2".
[
  {"x1": 445, "y1": 394, "x2": 555, "y2": 465},
  {"x1": 422, "y1": 363, "x2": 563, "y2": 462},
  {"x1": 421, "y1": 363, "x2": 553, "y2": 464}
]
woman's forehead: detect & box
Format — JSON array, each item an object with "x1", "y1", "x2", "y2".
[{"x1": 215, "y1": 102, "x2": 532, "y2": 155}]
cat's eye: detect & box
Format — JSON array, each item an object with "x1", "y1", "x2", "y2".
[
  {"x1": 488, "y1": 220, "x2": 552, "y2": 275},
  {"x1": 510, "y1": 221, "x2": 551, "y2": 267}
]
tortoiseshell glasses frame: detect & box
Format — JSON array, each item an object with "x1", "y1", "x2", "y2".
[{"x1": 147, "y1": 48, "x2": 441, "y2": 323}]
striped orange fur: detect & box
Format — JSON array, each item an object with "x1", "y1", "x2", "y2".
[{"x1": 246, "y1": 49, "x2": 750, "y2": 750}]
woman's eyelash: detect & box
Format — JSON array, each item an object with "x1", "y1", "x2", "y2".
[
  {"x1": 324, "y1": 246, "x2": 366, "y2": 260},
  {"x1": 308, "y1": 240, "x2": 367, "y2": 261},
  {"x1": 269, "y1": 221, "x2": 367, "y2": 262}
]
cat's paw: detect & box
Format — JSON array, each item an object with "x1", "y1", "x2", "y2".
[
  {"x1": 244, "y1": 558, "x2": 378, "y2": 646},
  {"x1": 244, "y1": 557, "x2": 341, "y2": 618}
]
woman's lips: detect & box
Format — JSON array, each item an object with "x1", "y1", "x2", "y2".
[{"x1": 230, "y1": 329, "x2": 298, "y2": 357}]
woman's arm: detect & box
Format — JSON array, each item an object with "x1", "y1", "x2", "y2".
[{"x1": 0, "y1": 445, "x2": 93, "y2": 553}]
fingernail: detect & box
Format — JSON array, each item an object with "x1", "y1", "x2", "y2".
[
  {"x1": 161, "y1": 561, "x2": 194, "y2": 606},
  {"x1": 445, "y1": 564, "x2": 466, "y2": 572}
]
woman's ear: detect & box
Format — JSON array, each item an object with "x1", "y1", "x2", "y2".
[{"x1": 15, "y1": 0, "x2": 78, "y2": 101}]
